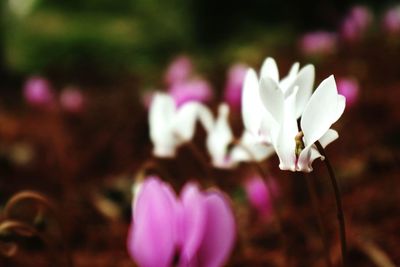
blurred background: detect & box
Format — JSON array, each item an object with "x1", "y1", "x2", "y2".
[{"x1": 0, "y1": 0, "x2": 400, "y2": 266}]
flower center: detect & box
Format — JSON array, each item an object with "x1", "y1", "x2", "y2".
[{"x1": 295, "y1": 131, "x2": 305, "y2": 157}]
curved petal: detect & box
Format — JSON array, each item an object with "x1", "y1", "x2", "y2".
[
  {"x1": 230, "y1": 132, "x2": 275, "y2": 162},
  {"x1": 241, "y1": 69, "x2": 264, "y2": 136},
  {"x1": 332, "y1": 95, "x2": 346, "y2": 123},
  {"x1": 149, "y1": 93, "x2": 177, "y2": 157},
  {"x1": 296, "y1": 129, "x2": 339, "y2": 172},
  {"x1": 174, "y1": 102, "x2": 213, "y2": 141},
  {"x1": 275, "y1": 88, "x2": 299, "y2": 171},
  {"x1": 179, "y1": 183, "x2": 207, "y2": 263},
  {"x1": 260, "y1": 57, "x2": 279, "y2": 82},
  {"x1": 292, "y1": 64, "x2": 315, "y2": 118},
  {"x1": 259, "y1": 76, "x2": 284, "y2": 124},
  {"x1": 300, "y1": 75, "x2": 340, "y2": 148},
  {"x1": 279, "y1": 62, "x2": 300, "y2": 92},
  {"x1": 196, "y1": 192, "x2": 236, "y2": 267},
  {"x1": 206, "y1": 104, "x2": 234, "y2": 168},
  {"x1": 128, "y1": 177, "x2": 177, "y2": 267}
]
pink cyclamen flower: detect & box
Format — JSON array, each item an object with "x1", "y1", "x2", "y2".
[
  {"x1": 164, "y1": 56, "x2": 194, "y2": 86},
  {"x1": 341, "y1": 6, "x2": 373, "y2": 42},
  {"x1": 382, "y1": 6, "x2": 400, "y2": 35},
  {"x1": 223, "y1": 63, "x2": 248, "y2": 111},
  {"x1": 168, "y1": 79, "x2": 213, "y2": 107},
  {"x1": 59, "y1": 87, "x2": 84, "y2": 113},
  {"x1": 299, "y1": 31, "x2": 337, "y2": 56},
  {"x1": 127, "y1": 176, "x2": 236, "y2": 267},
  {"x1": 23, "y1": 76, "x2": 55, "y2": 108},
  {"x1": 244, "y1": 176, "x2": 275, "y2": 219},
  {"x1": 337, "y1": 78, "x2": 359, "y2": 108}
]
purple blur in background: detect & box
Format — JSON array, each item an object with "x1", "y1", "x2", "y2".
[{"x1": 23, "y1": 76, "x2": 55, "y2": 108}]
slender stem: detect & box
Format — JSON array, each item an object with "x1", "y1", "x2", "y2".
[
  {"x1": 305, "y1": 173, "x2": 333, "y2": 267},
  {"x1": 315, "y1": 141, "x2": 347, "y2": 267},
  {"x1": 185, "y1": 141, "x2": 213, "y2": 180},
  {"x1": 235, "y1": 143, "x2": 290, "y2": 267}
]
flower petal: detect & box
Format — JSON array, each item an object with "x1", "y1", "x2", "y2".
[
  {"x1": 279, "y1": 62, "x2": 300, "y2": 92},
  {"x1": 230, "y1": 132, "x2": 275, "y2": 162},
  {"x1": 292, "y1": 64, "x2": 315, "y2": 118},
  {"x1": 300, "y1": 75, "x2": 340, "y2": 148},
  {"x1": 275, "y1": 88, "x2": 299, "y2": 171},
  {"x1": 259, "y1": 76, "x2": 284, "y2": 124},
  {"x1": 206, "y1": 104, "x2": 234, "y2": 168},
  {"x1": 128, "y1": 177, "x2": 177, "y2": 267},
  {"x1": 196, "y1": 192, "x2": 236, "y2": 267},
  {"x1": 149, "y1": 93, "x2": 177, "y2": 157},
  {"x1": 260, "y1": 57, "x2": 279, "y2": 82},
  {"x1": 179, "y1": 183, "x2": 207, "y2": 263},
  {"x1": 174, "y1": 102, "x2": 213, "y2": 141},
  {"x1": 241, "y1": 69, "x2": 264, "y2": 136}
]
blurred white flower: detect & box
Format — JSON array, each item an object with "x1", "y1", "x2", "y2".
[
  {"x1": 149, "y1": 93, "x2": 213, "y2": 158},
  {"x1": 206, "y1": 104, "x2": 274, "y2": 169}
]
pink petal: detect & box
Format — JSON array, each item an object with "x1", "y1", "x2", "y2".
[
  {"x1": 223, "y1": 63, "x2": 248, "y2": 110},
  {"x1": 164, "y1": 56, "x2": 194, "y2": 86},
  {"x1": 244, "y1": 176, "x2": 273, "y2": 218},
  {"x1": 23, "y1": 76, "x2": 55, "y2": 108},
  {"x1": 128, "y1": 177, "x2": 177, "y2": 267},
  {"x1": 179, "y1": 183, "x2": 207, "y2": 264},
  {"x1": 196, "y1": 192, "x2": 236, "y2": 267},
  {"x1": 168, "y1": 79, "x2": 213, "y2": 107}
]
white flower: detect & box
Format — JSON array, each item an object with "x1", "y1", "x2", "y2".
[
  {"x1": 206, "y1": 104, "x2": 274, "y2": 169},
  {"x1": 149, "y1": 93, "x2": 213, "y2": 158},
  {"x1": 242, "y1": 57, "x2": 345, "y2": 172}
]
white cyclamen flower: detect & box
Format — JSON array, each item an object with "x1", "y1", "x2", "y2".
[
  {"x1": 149, "y1": 92, "x2": 213, "y2": 158},
  {"x1": 242, "y1": 57, "x2": 345, "y2": 172}
]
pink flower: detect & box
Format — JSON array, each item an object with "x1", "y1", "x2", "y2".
[
  {"x1": 223, "y1": 64, "x2": 248, "y2": 111},
  {"x1": 382, "y1": 6, "x2": 400, "y2": 35},
  {"x1": 340, "y1": 6, "x2": 373, "y2": 42},
  {"x1": 337, "y1": 78, "x2": 359, "y2": 108},
  {"x1": 59, "y1": 87, "x2": 84, "y2": 113},
  {"x1": 299, "y1": 31, "x2": 337, "y2": 56},
  {"x1": 244, "y1": 176, "x2": 275, "y2": 219},
  {"x1": 127, "y1": 177, "x2": 236, "y2": 267},
  {"x1": 168, "y1": 79, "x2": 213, "y2": 107},
  {"x1": 23, "y1": 76, "x2": 55, "y2": 108},
  {"x1": 164, "y1": 56, "x2": 194, "y2": 86}
]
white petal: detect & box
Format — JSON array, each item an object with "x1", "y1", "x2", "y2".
[
  {"x1": 149, "y1": 93, "x2": 177, "y2": 157},
  {"x1": 174, "y1": 102, "x2": 213, "y2": 142},
  {"x1": 292, "y1": 64, "x2": 315, "y2": 118},
  {"x1": 300, "y1": 75, "x2": 340, "y2": 148},
  {"x1": 241, "y1": 69, "x2": 265, "y2": 136},
  {"x1": 206, "y1": 104, "x2": 234, "y2": 168},
  {"x1": 230, "y1": 132, "x2": 275, "y2": 162},
  {"x1": 279, "y1": 62, "x2": 300, "y2": 92},
  {"x1": 259, "y1": 76, "x2": 284, "y2": 124},
  {"x1": 260, "y1": 57, "x2": 279, "y2": 82},
  {"x1": 275, "y1": 88, "x2": 299, "y2": 171},
  {"x1": 296, "y1": 129, "x2": 338, "y2": 172},
  {"x1": 332, "y1": 95, "x2": 346, "y2": 123}
]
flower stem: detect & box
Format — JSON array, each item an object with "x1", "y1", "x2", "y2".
[
  {"x1": 305, "y1": 173, "x2": 333, "y2": 267},
  {"x1": 315, "y1": 141, "x2": 347, "y2": 267}
]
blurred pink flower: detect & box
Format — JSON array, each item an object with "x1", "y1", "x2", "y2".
[
  {"x1": 341, "y1": 6, "x2": 373, "y2": 42},
  {"x1": 382, "y1": 6, "x2": 400, "y2": 35},
  {"x1": 168, "y1": 79, "x2": 213, "y2": 107},
  {"x1": 127, "y1": 176, "x2": 236, "y2": 267},
  {"x1": 299, "y1": 31, "x2": 337, "y2": 56},
  {"x1": 223, "y1": 63, "x2": 248, "y2": 111},
  {"x1": 23, "y1": 76, "x2": 55, "y2": 108},
  {"x1": 60, "y1": 87, "x2": 84, "y2": 113},
  {"x1": 164, "y1": 56, "x2": 194, "y2": 86},
  {"x1": 244, "y1": 176, "x2": 275, "y2": 219},
  {"x1": 337, "y1": 78, "x2": 359, "y2": 108}
]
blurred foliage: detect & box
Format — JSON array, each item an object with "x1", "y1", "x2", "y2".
[{"x1": 1, "y1": 0, "x2": 399, "y2": 82}]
